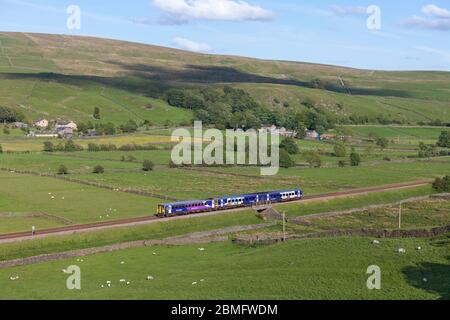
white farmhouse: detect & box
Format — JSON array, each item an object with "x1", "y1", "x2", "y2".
[
  {"x1": 34, "y1": 119, "x2": 49, "y2": 129},
  {"x1": 56, "y1": 121, "x2": 77, "y2": 130}
]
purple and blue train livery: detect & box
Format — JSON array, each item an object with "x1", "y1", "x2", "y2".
[{"x1": 157, "y1": 189, "x2": 303, "y2": 217}]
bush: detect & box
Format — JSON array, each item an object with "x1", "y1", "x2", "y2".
[
  {"x1": 376, "y1": 137, "x2": 389, "y2": 150},
  {"x1": 350, "y1": 151, "x2": 361, "y2": 166},
  {"x1": 0, "y1": 144, "x2": 3, "y2": 153},
  {"x1": 304, "y1": 151, "x2": 322, "y2": 168},
  {"x1": 338, "y1": 160, "x2": 346, "y2": 167},
  {"x1": 280, "y1": 138, "x2": 299, "y2": 155},
  {"x1": 280, "y1": 149, "x2": 296, "y2": 168},
  {"x1": 437, "y1": 131, "x2": 450, "y2": 148},
  {"x1": 57, "y1": 165, "x2": 68, "y2": 175},
  {"x1": 93, "y1": 165, "x2": 105, "y2": 174},
  {"x1": 432, "y1": 176, "x2": 450, "y2": 192},
  {"x1": 0, "y1": 106, "x2": 24, "y2": 123},
  {"x1": 333, "y1": 142, "x2": 347, "y2": 157},
  {"x1": 43, "y1": 141, "x2": 54, "y2": 152},
  {"x1": 88, "y1": 143, "x2": 100, "y2": 152},
  {"x1": 142, "y1": 160, "x2": 155, "y2": 171}
]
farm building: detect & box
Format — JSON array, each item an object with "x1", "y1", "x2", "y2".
[{"x1": 34, "y1": 119, "x2": 49, "y2": 128}]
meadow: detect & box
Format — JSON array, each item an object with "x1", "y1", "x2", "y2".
[{"x1": 0, "y1": 236, "x2": 448, "y2": 300}]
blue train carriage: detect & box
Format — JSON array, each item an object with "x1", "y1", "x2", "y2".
[
  {"x1": 216, "y1": 188, "x2": 303, "y2": 209},
  {"x1": 157, "y1": 199, "x2": 215, "y2": 217}
]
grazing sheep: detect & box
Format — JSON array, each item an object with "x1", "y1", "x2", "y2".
[
  {"x1": 416, "y1": 246, "x2": 422, "y2": 251},
  {"x1": 398, "y1": 248, "x2": 406, "y2": 254},
  {"x1": 120, "y1": 261, "x2": 125, "y2": 265},
  {"x1": 120, "y1": 279, "x2": 126, "y2": 283},
  {"x1": 146, "y1": 276, "x2": 154, "y2": 281},
  {"x1": 192, "y1": 282, "x2": 198, "y2": 285},
  {"x1": 200, "y1": 279, "x2": 205, "y2": 282},
  {"x1": 372, "y1": 240, "x2": 380, "y2": 245},
  {"x1": 126, "y1": 281, "x2": 131, "y2": 285},
  {"x1": 198, "y1": 248, "x2": 205, "y2": 252}
]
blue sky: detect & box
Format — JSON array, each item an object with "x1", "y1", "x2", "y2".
[{"x1": 1, "y1": 0, "x2": 450, "y2": 71}]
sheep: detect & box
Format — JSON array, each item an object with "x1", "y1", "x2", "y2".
[
  {"x1": 198, "y1": 248, "x2": 205, "y2": 252},
  {"x1": 120, "y1": 279, "x2": 126, "y2": 283},
  {"x1": 146, "y1": 276, "x2": 154, "y2": 281},
  {"x1": 126, "y1": 281, "x2": 131, "y2": 285},
  {"x1": 423, "y1": 278, "x2": 428, "y2": 283},
  {"x1": 200, "y1": 279, "x2": 205, "y2": 282},
  {"x1": 398, "y1": 248, "x2": 406, "y2": 254},
  {"x1": 416, "y1": 246, "x2": 422, "y2": 251},
  {"x1": 372, "y1": 240, "x2": 380, "y2": 245},
  {"x1": 192, "y1": 282, "x2": 198, "y2": 285},
  {"x1": 120, "y1": 261, "x2": 125, "y2": 265}
]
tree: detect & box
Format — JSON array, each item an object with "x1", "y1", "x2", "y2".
[
  {"x1": 142, "y1": 160, "x2": 155, "y2": 172},
  {"x1": 88, "y1": 143, "x2": 100, "y2": 152},
  {"x1": 93, "y1": 107, "x2": 101, "y2": 120},
  {"x1": 280, "y1": 138, "x2": 299, "y2": 155},
  {"x1": 304, "y1": 151, "x2": 322, "y2": 168},
  {"x1": 0, "y1": 144, "x2": 2, "y2": 153},
  {"x1": 43, "y1": 141, "x2": 54, "y2": 152},
  {"x1": 437, "y1": 131, "x2": 450, "y2": 148},
  {"x1": 432, "y1": 176, "x2": 450, "y2": 192},
  {"x1": 350, "y1": 150, "x2": 361, "y2": 166},
  {"x1": 57, "y1": 165, "x2": 68, "y2": 175},
  {"x1": 0, "y1": 106, "x2": 24, "y2": 123},
  {"x1": 93, "y1": 165, "x2": 105, "y2": 174},
  {"x1": 338, "y1": 160, "x2": 346, "y2": 167},
  {"x1": 279, "y1": 149, "x2": 296, "y2": 168},
  {"x1": 333, "y1": 142, "x2": 347, "y2": 157},
  {"x1": 120, "y1": 120, "x2": 138, "y2": 133},
  {"x1": 376, "y1": 137, "x2": 389, "y2": 150}
]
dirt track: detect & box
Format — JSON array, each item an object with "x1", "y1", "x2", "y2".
[{"x1": 0, "y1": 179, "x2": 431, "y2": 243}]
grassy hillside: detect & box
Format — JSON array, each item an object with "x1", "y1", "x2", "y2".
[{"x1": 0, "y1": 32, "x2": 449, "y2": 125}]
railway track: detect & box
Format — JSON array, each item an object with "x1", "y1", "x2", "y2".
[{"x1": 0, "y1": 180, "x2": 431, "y2": 242}]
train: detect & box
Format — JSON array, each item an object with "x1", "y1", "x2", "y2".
[{"x1": 157, "y1": 188, "x2": 303, "y2": 217}]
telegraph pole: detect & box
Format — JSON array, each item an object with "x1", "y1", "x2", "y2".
[{"x1": 398, "y1": 201, "x2": 403, "y2": 230}]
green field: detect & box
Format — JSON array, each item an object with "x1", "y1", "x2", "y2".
[
  {"x1": 0, "y1": 236, "x2": 448, "y2": 300},
  {"x1": 0, "y1": 171, "x2": 160, "y2": 233}
]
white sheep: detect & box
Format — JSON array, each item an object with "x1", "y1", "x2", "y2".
[
  {"x1": 146, "y1": 276, "x2": 154, "y2": 281},
  {"x1": 398, "y1": 248, "x2": 406, "y2": 254},
  {"x1": 120, "y1": 279, "x2": 126, "y2": 283},
  {"x1": 126, "y1": 281, "x2": 131, "y2": 285},
  {"x1": 372, "y1": 240, "x2": 380, "y2": 245},
  {"x1": 416, "y1": 246, "x2": 422, "y2": 251},
  {"x1": 120, "y1": 261, "x2": 125, "y2": 265},
  {"x1": 198, "y1": 248, "x2": 205, "y2": 252},
  {"x1": 192, "y1": 282, "x2": 198, "y2": 285}
]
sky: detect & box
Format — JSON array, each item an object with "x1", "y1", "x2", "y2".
[{"x1": 0, "y1": 0, "x2": 450, "y2": 71}]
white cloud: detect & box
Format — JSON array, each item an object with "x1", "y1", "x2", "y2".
[
  {"x1": 403, "y1": 4, "x2": 450, "y2": 31},
  {"x1": 172, "y1": 37, "x2": 213, "y2": 53},
  {"x1": 404, "y1": 15, "x2": 450, "y2": 30},
  {"x1": 330, "y1": 5, "x2": 367, "y2": 16},
  {"x1": 422, "y1": 4, "x2": 450, "y2": 19},
  {"x1": 152, "y1": 0, "x2": 274, "y2": 24}
]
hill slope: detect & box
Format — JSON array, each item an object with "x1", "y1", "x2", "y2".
[{"x1": 0, "y1": 31, "x2": 449, "y2": 125}]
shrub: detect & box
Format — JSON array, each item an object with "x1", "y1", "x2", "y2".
[
  {"x1": 93, "y1": 165, "x2": 105, "y2": 174},
  {"x1": 280, "y1": 149, "x2": 296, "y2": 168},
  {"x1": 350, "y1": 151, "x2": 361, "y2": 166},
  {"x1": 142, "y1": 160, "x2": 155, "y2": 171},
  {"x1": 376, "y1": 137, "x2": 389, "y2": 150},
  {"x1": 304, "y1": 151, "x2": 322, "y2": 168},
  {"x1": 280, "y1": 138, "x2": 299, "y2": 155},
  {"x1": 338, "y1": 160, "x2": 346, "y2": 167},
  {"x1": 437, "y1": 131, "x2": 450, "y2": 148},
  {"x1": 43, "y1": 141, "x2": 54, "y2": 152},
  {"x1": 333, "y1": 142, "x2": 347, "y2": 157},
  {"x1": 57, "y1": 165, "x2": 68, "y2": 175},
  {"x1": 432, "y1": 176, "x2": 450, "y2": 192},
  {"x1": 0, "y1": 144, "x2": 3, "y2": 153},
  {"x1": 88, "y1": 143, "x2": 100, "y2": 152}
]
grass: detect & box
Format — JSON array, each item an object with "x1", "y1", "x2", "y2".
[
  {"x1": 0, "y1": 171, "x2": 161, "y2": 232},
  {"x1": 0, "y1": 236, "x2": 448, "y2": 300},
  {"x1": 277, "y1": 185, "x2": 436, "y2": 217},
  {"x1": 0, "y1": 210, "x2": 260, "y2": 262}
]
